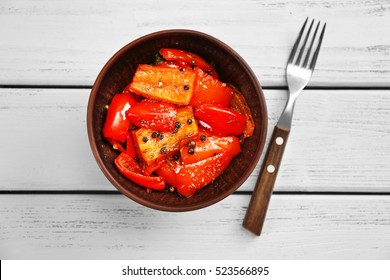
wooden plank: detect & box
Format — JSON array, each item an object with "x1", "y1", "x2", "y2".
[
  {"x1": 0, "y1": 194, "x2": 389, "y2": 259},
  {"x1": 0, "y1": 0, "x2": 389, "y2": 86},
  {"x1": 1, "y1": 88, "x2": 390, "y2": 192}
]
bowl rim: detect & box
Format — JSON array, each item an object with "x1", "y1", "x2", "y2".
[{"x1": 87, "y1": 29, "x2": 268, "y2": 211}]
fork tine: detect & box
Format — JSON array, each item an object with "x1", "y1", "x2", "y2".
[
  {"x1": 309, "y1": 22, "x2": 326, "y2": 71},
  {"x1": 303, "y1": 21, "x2": 320, "y2": 68},
  {"x1": 295, "y1": 19, "x2": 314, "y2": 66},
  {"x1": 287, "y1": 17, "x2": 308, "y2": 64}
]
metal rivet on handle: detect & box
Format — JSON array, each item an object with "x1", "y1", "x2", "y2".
[
  {"x1": 275, "y1": 137, "x2": 284, "y2": 145},
  {"x1": 267, "y1": 165, "x2": 275, "y2": 173}
]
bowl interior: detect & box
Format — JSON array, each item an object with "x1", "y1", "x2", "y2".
[{"x1": 88, "y1": 30, "x2": 268, "y2": 211}]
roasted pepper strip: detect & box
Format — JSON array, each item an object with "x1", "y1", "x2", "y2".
[
  {"x1": 190, "y1": 67, "x2": 233, "y2": 107},
  {"x1": 159, "y1": 48, "x2": 218, "y2": 79},
  {"x1": 175, "y1": 152, "x2": 232, "y2": 197},
  {"x1": 128, "y1": 64, "x2": 196, "y2": 105},
  {"x1": 126, "y1": 100, "x2": 178, "y2": 132},
  {"x1": 180, "y1": 133, "x2": 241, "y2": 164},
  {"x1": 132, "y1": 106, "x2": 198, "y2": 166},
  {"x1": 195, "y1": 103, "x2": 246, "y2": 136},
  {"x1": 230, "y1": 87, "x2": 255, "y2": 139},
  {"x1": 115, "y1": 153, "x2": 166, "y2": 191},
  {"x1": 102, "y1": 91, "x2": 136, "y2": 143}
]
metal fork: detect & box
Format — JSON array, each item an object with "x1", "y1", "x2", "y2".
[{"x1": 243, "y1": 18, "x2": 326, "y2": 236}]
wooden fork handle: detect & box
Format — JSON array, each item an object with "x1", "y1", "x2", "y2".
[{"x1": 243, "y1": 125, "x2": 290, "y2": 236}]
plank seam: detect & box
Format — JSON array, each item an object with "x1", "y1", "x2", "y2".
[{"x1": 0, "y1": 190, "x2": 389, "y2": 195}]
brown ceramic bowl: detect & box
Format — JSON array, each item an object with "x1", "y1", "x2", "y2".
[{"x1": 87, "y1": 29, "x2": 267, "y2": 211}]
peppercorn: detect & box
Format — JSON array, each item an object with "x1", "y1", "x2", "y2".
[
  {"x1": 175, "y1": 122, "x2": 181, "y2": 128},
  {"x1": 188, "y1": 140, "x2": 196, "y2": 148},
  {"x1": 142, "y1": 136, "x2": 148, "y2": 143},
  {"x1": 187, "y1": 119, "x2": 193, "y2": 125},
  {"x1": 183, "y1": 85, "x2": 190, "y2": 90},
  {"x1": 160, "y1": 147, "x2": 168, "y2": 154},
  {"x1": 151, "y1": 132, "x2": 158, "y2": 138},
  {"x1": 157, "y1": 133, "x2": 164, "y2": 140},
  {"x1": 200, "y1": 135, "x2": 207, "y2": 141},
  {"x1": 173, "y1": 153, "x2": 180, "y2": 160},
  {"x1": 188, "y1": 147, "x2": 195, "y2": 154}
]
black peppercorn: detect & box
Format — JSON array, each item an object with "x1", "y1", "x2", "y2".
[
  {"x1": 188, "y1": 140, "x2": 196, "y2": 148},
  {"x1": 151, "y1": 132, "x2": 158, "y2": 138},
  {"x1": 200, "y1": 135, "x2": 206, "y2": 141},
  {"x1": 160, "y1": 147, "x2": 168, "y2": 154},
  {"x1": 175, "y1": 122, "x2": 181, "y2": 128},
  {"x1": 188, "y1": 147, "x2": 195, "y2": 154},
  {"x1": 183, "y1": 85, "x2": 190, "y2": 90},
  {"x1": 187, "y1": 119, "x2": 193, "y2": 125},
  {"x1": 142, "y1": 136, "x2": 148, "y2": 143}
]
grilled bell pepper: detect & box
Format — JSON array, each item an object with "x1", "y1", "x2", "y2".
[
  {"x1": 180, "y1": 133, "x2": 241, "y2": 164},
  {"x1": 175, "y1": 152, "x2": 232, "y2": 197},
  {"x1": 126, "y1": 100, "x2": 178, "y2": 132},
  {"x1": 102, "y1": 91, "x2": 136, "y2": 143},
  {"x1": 230, "y1": 87, "x2": 255, "y2": 140},
  {"x1": 190, "y1": 67, "x2": 233, "y2": 107},
  {"x1": 159, "y1": 48, "x2": 218, "y2": 78},
  {"x1": 128, "y1": 64, "x2": 196, "y2": 105},
  {"x1": 195, "y1": 103, "x2": 246, "y2": 136},
  {"x1": 132, "y1": 106, "x2": 198, "y2": 166},
  {"x1": 115, "y1": 153, "x2": 165, "y2": 190}
]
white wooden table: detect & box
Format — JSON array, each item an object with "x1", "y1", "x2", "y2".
[{"x1": 1, "y1": 0, "x2": 389, "y2": 259}]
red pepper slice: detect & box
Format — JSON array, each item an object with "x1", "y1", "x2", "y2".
[
  {"x1": 176, "y1": 152, "x2": 232, "y2": 197},
  {"x1": 125, "y1": 132, "x2": 137, "y2": 158},
  {"x1": 190, "y1": 67, "x2": 233, "y2": 107},
  {"x1": 128, "y1": 64, "x2": 196, "y2": 106},
  {"x1": 115, "y1": 153, "x2": 166, "y2": 191},
  {"x1": 195, "y1": 103, "x2": 247, "y2": 136},
  {"x1": 159, "y1": 48, "x2": 218, "y2": 79},
  {"x1": 180, "y1": 133, "x2": 241, "y2": 164},
  {"x1": 126, "y1": 100, "x2": 178, "y2": 132},
  {"x1": 155, "y1": 160, "x2": 182, "y2": 188},
  {"x1": 141, "y1": 159, "x2": 166, "y2": 176},
  {"x1": 102, "y1": 92, "x2": 136, "y2": 143},
  {"x1": 230, "y1": 88, "x2": 255, "y2": 140},
  {"x1": 155, "y1": 60, "x2": 193, "y2": 71}
]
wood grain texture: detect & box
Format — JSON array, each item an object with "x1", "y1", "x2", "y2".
[
  {"x1": 0, "y1": 0, "x2": 389, "y2": 86},
  {"x1": 0, "y1": 194, "x2": 389, "y2": 259},
  {"x1": 244, "y1": 126, "x2": 290, "y2": 235},
  {"x1": 1, "y1": 88, "x2": 390, "y2": 192}
]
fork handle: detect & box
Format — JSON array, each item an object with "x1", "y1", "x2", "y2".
[{"x1": 243, "y1": 125, "x2": 290, "y2": 235}]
